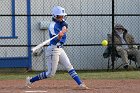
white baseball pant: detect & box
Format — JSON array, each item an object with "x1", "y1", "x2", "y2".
[{"x1": 45, "y1": 45, "x2": 73, "y2": 78}]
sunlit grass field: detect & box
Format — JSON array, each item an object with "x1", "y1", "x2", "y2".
[{"x1": 0, "y1": 69, "x2": 140, "y2": 80}]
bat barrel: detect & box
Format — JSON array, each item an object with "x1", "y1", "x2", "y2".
[{"x1": 31, "y1": 34, "x2": 59, "y2": 53}]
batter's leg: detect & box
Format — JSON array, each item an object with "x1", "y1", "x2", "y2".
[
  {"x1": 29, "y1": 55, "x2": 52, "y2": 83},
  {"x1": 59, "y1": 49, "x2": 83, "y2": 85},
  {"x1": 29, "y1": 47, "x2": 60, "y2": 83}
]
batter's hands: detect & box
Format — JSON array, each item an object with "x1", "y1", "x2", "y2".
[
  {"x1": 58, "y1": 31, "x2": 64, "y2": 40},
  {"x1": 61, "y1": 26, "x2": 67, "y2": 33},
  {"x1": 58, "y1": 26, "x2": 67, "y2": 40}
]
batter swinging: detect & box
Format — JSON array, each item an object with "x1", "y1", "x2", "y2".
[{"x1": 26, "y1": 6, "x2": 89, "y2": 89}]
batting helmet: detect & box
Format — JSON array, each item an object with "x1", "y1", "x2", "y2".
[{"x1": 52, "y1": 6, "x2": 67, "y2": 17}]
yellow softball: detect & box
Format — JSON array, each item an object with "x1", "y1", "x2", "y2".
[{"x1": 101, "y1": 40, "x2": 108, "y2": 46}]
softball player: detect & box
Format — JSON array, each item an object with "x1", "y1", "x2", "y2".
[{"x1": 26, "y1": 6, "x2": 89, "y2": 89}]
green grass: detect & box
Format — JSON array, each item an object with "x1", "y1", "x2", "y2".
[
  {"x1": 0, "y1": 70, "x2": 140, "y2": 80},
  {"x1": 78, "y1": 70, "x2": 140, "y2": 80}
]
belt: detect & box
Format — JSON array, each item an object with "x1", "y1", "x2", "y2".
[{"x1": 50, "y1": 44, "x2": 63, "y2": 48}]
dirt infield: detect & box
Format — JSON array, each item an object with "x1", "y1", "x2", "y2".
[{"x1": 0, "y1": 79, "x2": 140, "y2": 93}]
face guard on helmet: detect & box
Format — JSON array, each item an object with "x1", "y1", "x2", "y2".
[{"x1": 52, "y1": 6, "x2": 67, "y2": 21}]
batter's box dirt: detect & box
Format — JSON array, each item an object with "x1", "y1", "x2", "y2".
[{"x1": 0, "y1": 80, "x2": 140, "y2": 93}]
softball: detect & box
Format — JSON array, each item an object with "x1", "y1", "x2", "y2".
[{"x1": 101, "y1": 40, "x2": 108, "y2": 46}]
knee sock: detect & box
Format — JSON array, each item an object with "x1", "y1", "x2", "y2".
[
  {"x1": 68, "y1": 69, "x2": 82, "y2": 85},
  {"x1": 30, "y1": 72, "x2": 47, "y2": 83}
]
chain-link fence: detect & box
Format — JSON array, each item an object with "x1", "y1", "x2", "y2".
[{"x1": 0, "y1": 0, "x2": 140, "y2": 71}]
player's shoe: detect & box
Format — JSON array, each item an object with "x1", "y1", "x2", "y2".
[
  {"x1": 25, "y1": 76, "x2": 32, "y2": 88},
  {"x1": 79, "y1": 83, "x2": 89, "y2": 90}
]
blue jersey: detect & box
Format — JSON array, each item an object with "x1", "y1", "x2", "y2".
[{"x1": 48, "y1": 19, "x2": 68, "y2": 45}]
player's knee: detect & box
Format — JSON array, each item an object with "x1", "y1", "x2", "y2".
[{"x1": 66, "y1": 64, "x2": 74, "y2": 72}]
